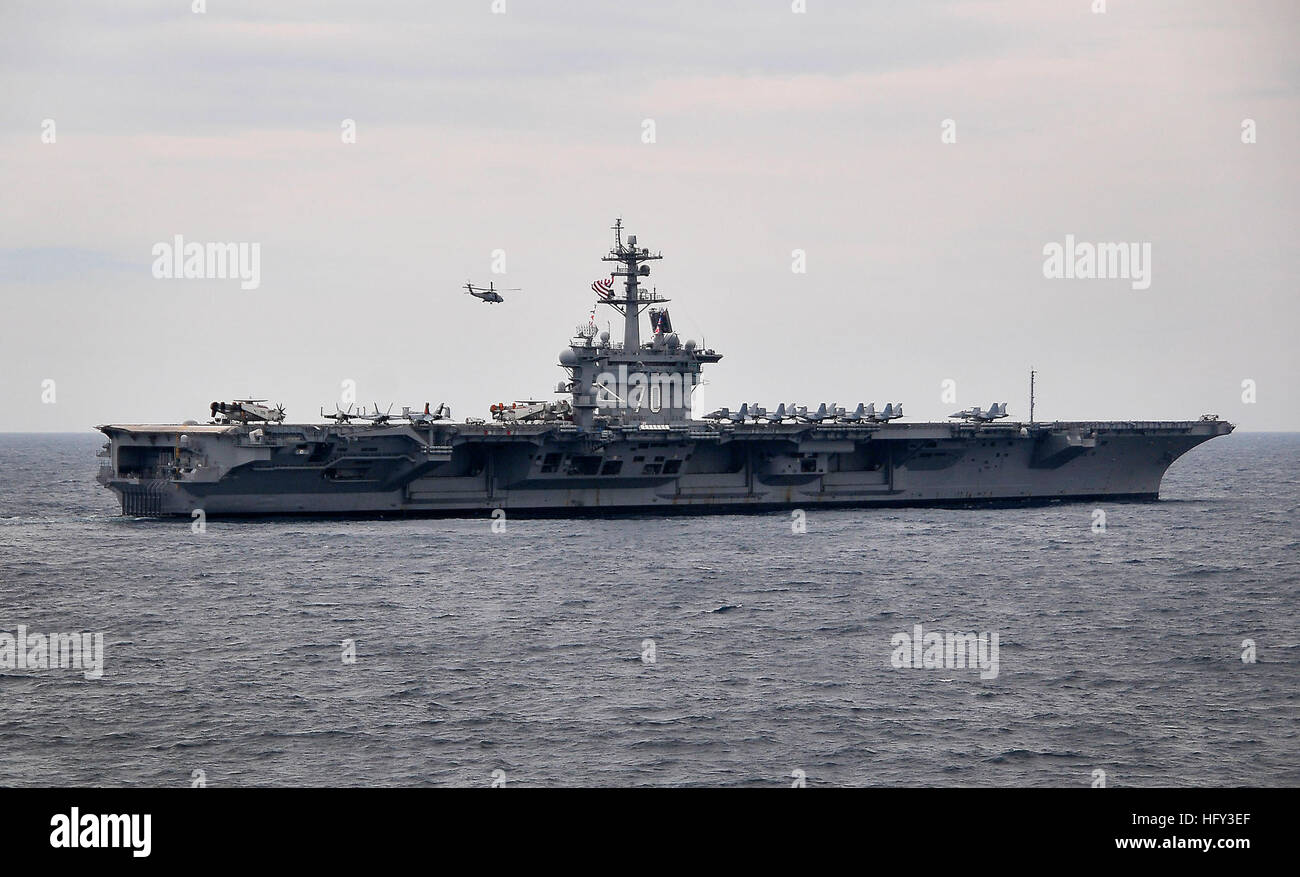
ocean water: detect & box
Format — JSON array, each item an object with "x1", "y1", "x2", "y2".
[{"x1": 0, "y1": 431, "x2": 1296, "y2": 787}]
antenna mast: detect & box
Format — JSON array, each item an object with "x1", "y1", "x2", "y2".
[
  {"x1": 1029, "y1": 369, "x2": 1036, "y2": 424},
  {"x1": 600, "y1": 218, "x2": 666, "y2": 351}
]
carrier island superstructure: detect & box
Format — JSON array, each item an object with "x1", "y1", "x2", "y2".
[{"x1": 96, "y1": 221, "x2": 1233, "y2": 517}]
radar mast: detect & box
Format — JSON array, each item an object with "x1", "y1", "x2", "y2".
[{"x1": 600, "y1": 218, "x2": 668, "y2": 351}]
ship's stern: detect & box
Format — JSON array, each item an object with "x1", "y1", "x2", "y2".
[{"x1": 96, "y1": 424, "x2": 216, "y2": 517}]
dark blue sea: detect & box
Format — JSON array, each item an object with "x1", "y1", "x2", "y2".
[{"x1": 1, "y1": 432, "x2": 1296, "y2": 787}]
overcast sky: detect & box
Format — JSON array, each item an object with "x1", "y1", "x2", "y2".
[{"x1": 1, "y1": 0, "x2": 1296, "y2": 431}]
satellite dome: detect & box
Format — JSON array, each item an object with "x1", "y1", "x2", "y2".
[
  {"x1": 599, "y1": 331, "x2": 610, "y2": 342},
  {"x1": 684, "y1": 339, "x2": 696, "y2": 351},
  {"x1": 558, "y1": 349, "x2": 578, "y2": 366}
]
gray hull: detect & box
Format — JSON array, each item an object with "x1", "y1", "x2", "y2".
[{"x1": 96, "y1": 418, "x2": 1232, "y2": 518}]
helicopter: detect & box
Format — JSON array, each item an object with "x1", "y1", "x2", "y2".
[{"x1": 464, "y1": 281, "x2": 520, "y2": 304}]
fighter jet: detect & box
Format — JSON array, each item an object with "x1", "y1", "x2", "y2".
[
  {"x1": 355, "y1": 403, "x2": 396, "y2": 425},
  {"x1": 321, "y1": 404, "x2": 359, "y2": 423},
  {"x1": 796, "y1": 403, "x2": 831, "y2": 423},
  {"x1": 949, "y1": 402, "x2": 1008, "y2": 423},
  {"x1": 763, "y1": 403, "x2": 790, "y2": 423},
  {"x1": 838, "y1": 403, "x2": 867, "y2": 423},
  {"x1": 402, "y1": 402, "x2": 451, "y2": 425}
]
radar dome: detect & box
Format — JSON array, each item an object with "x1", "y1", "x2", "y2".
[
  {"x1": 558, "y1": 349, "x2": 578, "y2": 366},
  {"x1": 684, "y1": 339, "x2": 696, "y2": 351},
  {"x1": 599, "y1": 331, "x2": 610, "y2": 342}
]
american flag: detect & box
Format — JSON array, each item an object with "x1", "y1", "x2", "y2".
[{"x1": 592, "y1": 276, "x2": 615, "y2": 299}]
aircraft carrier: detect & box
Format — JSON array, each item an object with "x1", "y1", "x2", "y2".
[{"x1": 96, "y1": 221, "x2": 1233, "y2": 517}]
